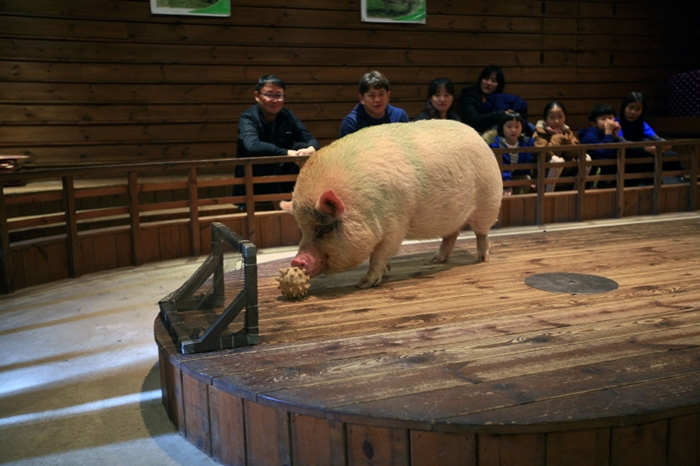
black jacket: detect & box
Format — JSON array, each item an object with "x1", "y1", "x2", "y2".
[{"x1": 236, "y1": 105, "x2": 319, "y2": 158}]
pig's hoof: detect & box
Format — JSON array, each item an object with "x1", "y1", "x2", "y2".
[
  {"x1": 276, "y1": 267, "x2": 311, "y2": 299},
  {"x1": 430, "y1": 252, "x2": 449, "y2": 264},
  {"x1": 477, "y1": 251, "x2": 491, "y2": 263},
  {"x1": 357, "y1": 274, "x2": 382, "y2": 289}
]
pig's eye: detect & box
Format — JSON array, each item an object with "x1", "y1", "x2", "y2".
[
  {"x1": 308, "y1": 207, "x2": 341, "y2": 240},
  {"x1": 314, "y1": 223, "x2": 336, "y2": 240}
]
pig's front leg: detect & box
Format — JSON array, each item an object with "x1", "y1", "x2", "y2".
[
  {"x1": 357, "y1": 235, "x2": 403, "y2": 289},
  {"x1": 430, "y1": 230, "x2": 459, "y2": 263}
]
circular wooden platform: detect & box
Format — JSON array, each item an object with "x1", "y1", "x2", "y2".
[{"x1": 155, "y1": 218, "x2": 700, "y2": 466}]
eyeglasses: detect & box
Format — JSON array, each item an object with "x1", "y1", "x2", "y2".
[{"x1": 261, "y1": 93, "x2": 285, "y2": 101}]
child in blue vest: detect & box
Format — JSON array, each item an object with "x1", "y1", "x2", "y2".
[{"x1": 489, "y1": 112, "x2": 535, "y2": 195}]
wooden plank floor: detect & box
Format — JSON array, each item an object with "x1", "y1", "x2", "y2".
[{"x1": 161, "y1": 215, "x2": 700, "y2": 439}]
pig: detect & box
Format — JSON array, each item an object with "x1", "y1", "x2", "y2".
[{"x1": 280, "y1": 119, "x2": 503, "y2": 289}]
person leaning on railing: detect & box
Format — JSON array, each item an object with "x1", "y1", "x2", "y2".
[
  {"x1": 617, "y1": 92, "x2": 685, "y2": 185},
  {"x1": 578, "y1": 103, "x2": 621, "y2": 189},
  {"x1": 533, "y1": 101, "x2": 591, "y2": 192},
  {"x1": 489, "y1": 112, "x2": 535, "y2": 196},
  {"x1": 235, "y1": 75, "x2": 319, "y2": 199}
]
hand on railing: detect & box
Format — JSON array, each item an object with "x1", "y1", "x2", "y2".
[{"x1": 287, "y1": 147, "x2": 316, "y2": 157}]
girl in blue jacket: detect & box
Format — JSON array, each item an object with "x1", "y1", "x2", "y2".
[
  {"x1": 618, "y1": 92, "x2": 682, "y2": 184},
  {"x1": 489, "y1": 112, "x2": 535, "y2": 196}
]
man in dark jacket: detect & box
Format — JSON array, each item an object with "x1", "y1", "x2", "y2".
[{"x1": 236, "y1": 75, "x2": 319, "y2": 196}]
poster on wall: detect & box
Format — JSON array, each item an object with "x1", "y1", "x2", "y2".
[
  {"x1": 150, "y1": 0, "x2": 230, "y2": 17},
  {"x1": 361, "y1": 0, "x2": 426, "y2": 24}
]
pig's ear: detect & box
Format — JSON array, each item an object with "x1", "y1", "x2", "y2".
[
  {"x1": 318, "y1": 190, "x2": 345, "y2": 217},
  {"x1": 279, "y1": 200, "x2": 293, "y2": 213}
]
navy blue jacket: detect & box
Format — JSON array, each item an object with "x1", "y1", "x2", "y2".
[
  {"x1": 339, "y1": 103, "x2": 409, "y2": 138},
  {"x1": 578, "y1": 126, "x2": 618, "y2": 160},
  {"x1": 490, "y1": 136, "x2": 535, "y2": 181}
]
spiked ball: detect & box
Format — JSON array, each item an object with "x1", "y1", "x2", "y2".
[{"x1": 276, "y1": 266, "x2": 311, "y2": 299}]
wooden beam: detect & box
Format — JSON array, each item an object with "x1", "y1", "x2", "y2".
[
  {"x1": 0, "y1": 187, "x2": 13, "y2": 294},
  {"x1": 62, "y1": 175, "x2": 80, "y2": 278},
  {"x1": 188, "y1": 167, "x2": 200, "y2": 257}
]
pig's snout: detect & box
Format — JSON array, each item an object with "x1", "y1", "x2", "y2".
[
  {"x1": 291, "y1": 252, "x2": 321, "y2": 278},
  {"x1": 290, "y1": 255, "x2": 309, "y2": 269}
]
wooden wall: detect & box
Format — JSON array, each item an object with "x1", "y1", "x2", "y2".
[{"x1": 1, "y1": 0, "x2": 700, "y2": 168}]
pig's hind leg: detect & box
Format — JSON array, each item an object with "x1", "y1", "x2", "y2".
[
  {"x1": 430, "y1": 230, "x2": 459, "y2": 263},
  {"x1": 469, "y1": 214, "x2": 496, "y2": 263},
  {"x1": 475, "y1": 233, "x2": 490, "y2": 262}
]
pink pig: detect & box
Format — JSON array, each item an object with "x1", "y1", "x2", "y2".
[{"x1": 280, "y1": 119, "x2": 503, "y2": 289}]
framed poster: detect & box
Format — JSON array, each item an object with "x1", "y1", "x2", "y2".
[
  {"x1": 150, "y1": 0, "x2": 230, "y2": 17},
  {"x1": 361, "y1": 0, "x2": 426, "y2": 24}
]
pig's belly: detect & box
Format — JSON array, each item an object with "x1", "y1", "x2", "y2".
[{"x1": 404, "y1": 203, "x2": 474, "y2": 240}]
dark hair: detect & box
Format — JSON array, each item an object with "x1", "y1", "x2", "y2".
[
  {"x1": 256, "y1": 75, "x2": 285, "y2": 92},
  {"x1": 497, "y1": 112, "x2": 527, "y2": 137},
  {"x1": 359, "y1": 71, "x2": 390, "y2": 94},
  {"x1": 475, "y1": 65, "x2": 505, "y2": 94},
  {"x1": 619, "y1": 92, "x2": 646, "y2": 141},
  {"x1": 620, "y1": 92, "x2": 645, "y2": 120},
  {"x1": 542, "y1": 100, "x2": 568, "y2": 120},
  {"x1": 588, "y1": 103, "x2": 617, "y2": 122},
  {"x1": 420, "y1": 78, "x2": 456, "y2": 119}
]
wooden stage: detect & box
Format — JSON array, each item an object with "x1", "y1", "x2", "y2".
[{"x1": 155, "y1": 215, "x2": 700, "y2": 466}]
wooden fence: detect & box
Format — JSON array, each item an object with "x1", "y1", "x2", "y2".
[{"x1": 1, "y1": 139, "x2": 698, "y2": 294}]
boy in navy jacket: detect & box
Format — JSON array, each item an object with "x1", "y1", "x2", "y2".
[{"x1": 578, "y1": 104, "x2": 620, "y2": 187}]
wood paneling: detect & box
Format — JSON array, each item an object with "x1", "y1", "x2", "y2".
[
  {"x1": 244, "y1": 401, "x2": 291, "y2": 466},
  {"x1": 183, "y1": 371, "x2": 212, "y2": 455},
  {"x1": 291, "y1": 414, "x2": 347, "y2": 466},
  {"x1": 208, "y1": 387, "x2": 246, "y2": 466},
  {"x1": 1, "y1": 0, "x2": 699, "y2": 167},
  {"x1": 410, "y1": 430, "x2": 476, "y2": 466}
]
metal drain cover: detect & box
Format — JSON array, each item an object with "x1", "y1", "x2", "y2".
[{"x1": 525, "y1": 273, "x2": 618, "y2": 294}]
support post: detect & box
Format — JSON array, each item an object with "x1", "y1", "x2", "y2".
[
  {"x1": 244, "y1": 163, "x2": 256, "y2": 244},
  {"x1": 62, "y1": 175, "x2": 81, "y2": 278},
  {"x1": 0, "y1": 187, "x2": 13, "y2": 294},
  {"x1": 128, "y1": 171, "x2": 141, "y2": 266},
  {"x1": 188, "y1": 167, "x2": 201, "y2": 257}
]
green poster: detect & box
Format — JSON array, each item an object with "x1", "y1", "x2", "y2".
[
  {"x1": 361, "y1": 0, "x2": 426, "y2": 24},
  {"x1": 150, "y1": 0, "x2": 230, "y2": 17}
]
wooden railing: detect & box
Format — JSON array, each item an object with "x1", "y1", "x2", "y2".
[
  {"x1": 1, "y1": 139, "x2": 699, "y2": 294},
  {"x1": 492, "y1": 139, "x2": 699, "y2": 225},
  {"x1": 0, "y1": 156, "x2": 302, "y2": 294}
]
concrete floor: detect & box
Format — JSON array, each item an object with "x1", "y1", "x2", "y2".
[
  {"x1": 0, "y1": 246, "x2": 297, "y2": 466},
  {"x1": 1, "y1": 212, "x2": 697, "y2": 465}
]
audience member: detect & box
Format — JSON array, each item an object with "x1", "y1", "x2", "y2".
[
  {"x1": 413, "y1": 78, "x2": 461, "y2": 121},
  {"x1": 458, "y1": 65, "x2": 529, "y2": 134},
  {"x1": 579, "y1": 103, "x2": 620, "y2": 187},
  {"x1": 618, "y1": 92, "x2": 682, "y2": 185},
  {"x1": 489, "y1": 112, "x2": 535, "y2": 196},
  {"x1": 339, "y1": 71, "x2": 409, "y2": 137},
  {"x1": 533, "y1": 101, "x2": 591, "y2": 192},
  {"x1": 236, "y1": 75, "x2": 319, "y2": 197},
  {"x1": 618, "y1": 92, "x2": 665, "y2": 147}
]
